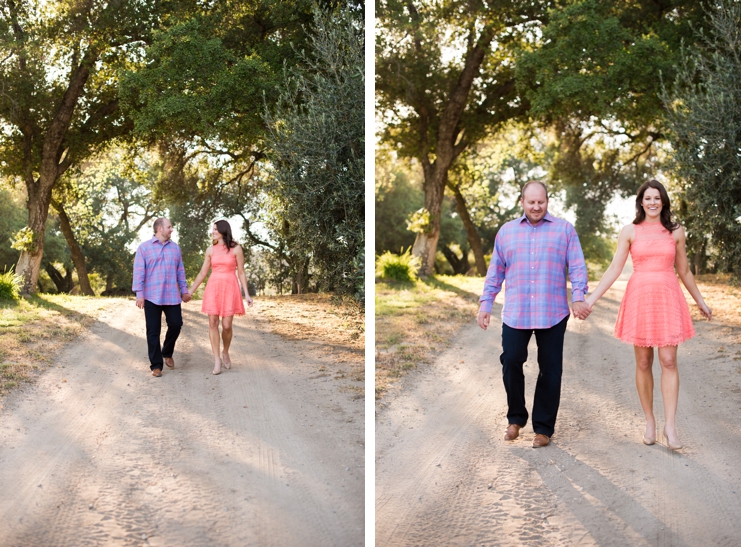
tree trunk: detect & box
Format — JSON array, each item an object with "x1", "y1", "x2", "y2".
[
  {"x1": 410, "y1": 24, "x2": 497, "y2": 277},
  {"x1": 45, "y1": 263, "x2": 74, "y2": 293},
  {"x1": 16, "y1": 183, "x2": 52, "y2": 294},
  {"x1": 51, "y1": 199, "x2": 95, "y2": 296},
  {"x1": 15, "y1": 46, "x2": 99, "y2": 294},
  {"x1": 450, "y1": 185, "x2": 487, "y2": 275},
  {"x1": 440, "y1": 245, "x2": 471, "y2": 275}
]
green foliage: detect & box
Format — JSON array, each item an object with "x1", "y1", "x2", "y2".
[
  {"x1": 264, "y1": 6, "x2": 364, "y2": 299},
  {"x1": 663, "y1": 0, "x2": 741, "y2": 278},
  {"x1": 376, "y1": 249, "x2": 420, "y2": 282},
  {"x1": 10, "y1": 227, "x2": 36, "y2": 253},
  {"x1": 0, "y1": 186, "x2": 27, "y2": 270},
  {"x1": 513, "y1": 0, "x2": 708, "y2": 246},
  {"x1": 375, "y1": 153, "x2": 424, "y2": 255},
  {"x1": 0, "y1": 267, "x2": 21, "y2": 301}
]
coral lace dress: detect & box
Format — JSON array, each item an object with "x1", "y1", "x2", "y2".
[
  {"x1": 201, "y1": 244, "x2": 245, "y2": 317},
  {"x1": 613, "y1": 221, "x2": 695, "y2": 347}
]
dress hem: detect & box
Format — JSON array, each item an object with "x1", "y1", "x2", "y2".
[{"x1": 614, "y1": 333, "x2": 695, "y2": 348}]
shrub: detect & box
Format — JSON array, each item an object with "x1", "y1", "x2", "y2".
[
  {"x1": 376, "y1": 248, "x2": 420, "y2": 282},
  {"x1": 0, "y1": 268, "x2": 21, "y2": 300}
]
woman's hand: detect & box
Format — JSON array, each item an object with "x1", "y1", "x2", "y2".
[
  {"x1": 246, "y1": 296, "x2": 254, "y2": 308},
  {"x1": 698, "y1": 302, "x2": 712, "y2": 321}
]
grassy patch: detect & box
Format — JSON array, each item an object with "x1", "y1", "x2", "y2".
[
  {"x1": 0, "y1": 295, "x2": 122, "y2": 398},
  {"x1": 375, "y1": 275, "x2": 483, "y2": 399}
]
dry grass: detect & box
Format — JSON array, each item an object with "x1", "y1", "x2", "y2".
[
  {"x1": 375, "y1": 275, "x2": 482, "y2": 399},
  {"x1": 0, "y1": 295, "x2": 123, "y2": 398},
  {"x1": 255, "y1": 294, "x2": 365, "y2": 395}
]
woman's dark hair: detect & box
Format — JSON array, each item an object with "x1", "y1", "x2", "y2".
[
  {"x1": 214, "y1": 220, "x2": 238, "y2": 250},
  {"x1": 633, "y1": 179, "x2": 679, "y2": 232}
]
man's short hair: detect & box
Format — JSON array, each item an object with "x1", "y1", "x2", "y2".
[
  {"x1": 153, "y1": 218, "x2": 167, "y2": 234},
  {"x1": 521, "y1": 180, "x2": 549, "y2": 200}
]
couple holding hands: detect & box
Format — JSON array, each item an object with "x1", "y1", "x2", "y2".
[
  {"x1": 478, "y1": 179, "x2": 712, "y2": 450},
  {"x1": 132, "y1": 218, "x2": 254, "y2": 377}
]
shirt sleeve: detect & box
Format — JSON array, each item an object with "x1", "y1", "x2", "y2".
[
  {"x1": 566, "y1": 225, "x2": 588, "y2": 301},
  {"x1": 478, "y1": 233, "x2": 506, "y2": 314},
  {"x1": 132, "y1": 245, "x2": 145, "y2": 298},
  {"x1": 176, "y1": 247, "x2": 188, "y2": 294}
]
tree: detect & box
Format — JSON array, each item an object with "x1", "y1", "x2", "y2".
[
  {"x1": 58, "y1": 148, "x2": 165, "y2": 292},
  {"x1": 514, "y1": 0, "x2": 709, "y2": 253},
  {"x1": 663, "y1": 0, "x2": 741, "y2": 278},
  {"x1": 376, "y1": 0, "x2": 536, "y2": 276},
  {"x1": 264, "y1": 5, "x2": 364, "y2": 299},
  {"x1": 0, "y1": 0, "x2": 170, "y2": 293}
]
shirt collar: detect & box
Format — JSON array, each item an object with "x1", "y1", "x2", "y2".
[
  {"x1": 518, "y1": 211, "x2": 554, "y2": 227},
  {"x1": 150, "y1": 235, "x2": 170, "y2": 246}
]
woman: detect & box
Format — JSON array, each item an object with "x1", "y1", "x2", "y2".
[
  {"x1": 585, "y1": 180, "x2": 711, "y2": 450},
  {"x1": 189, "y1": 220, "x2": 254, "y2": 375}
]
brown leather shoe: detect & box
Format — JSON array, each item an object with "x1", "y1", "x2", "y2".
[
  {"x1": 532, "y1": 433, "x2": 550, "y2": 448},
  {"x1": 152, "y1": 368, "x2": 162, "y2": 377},
  {"x1": 504, "y1": 424, "x2": 522, "y2": 441},
  {"x1": 164, "y1": 357, "x2": 175, "y2": 369}
]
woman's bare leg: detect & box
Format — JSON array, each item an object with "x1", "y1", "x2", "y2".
[
  {"x1": 658, "y1": 345, "x2": 681, "y2": 447},
  {"x1": 221, "y1": 315, "x2": 234, "y2": 368},
  {"x1": 634, "y1": 346, "x2": 656, "y2": 442},
  {"x1": 209, "y1": 314, "x2": 222, "y2": 373}
]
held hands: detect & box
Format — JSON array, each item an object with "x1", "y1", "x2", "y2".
[
  {"x1": 572, "y1": 300, "x2": 592, "y2": 320},
  {"x1": 182, "y1": 292, "x2": 192, "y2": 303}
]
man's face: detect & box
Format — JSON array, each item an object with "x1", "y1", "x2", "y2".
[
  {"x1": 521, "y1": 185, "x2": 548, "y2": 224},
  {"x1": 158, "y1": 220, "x2": 174, "y2": 240}
]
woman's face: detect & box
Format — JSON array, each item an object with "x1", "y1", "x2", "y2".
[
  {"x1": 211, "y1": 224, "x2": 221, "y2": 240},
  {"x1": 642, "y1": 187, "x2": 663, "y2": 220}
]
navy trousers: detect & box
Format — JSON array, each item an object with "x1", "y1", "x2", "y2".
[
  {"x1": 500, "y1": 315, "x2": 569, "y2": 437},
  {"x1": 143, "y1": 301, "x2": 183, "y2": 371}
]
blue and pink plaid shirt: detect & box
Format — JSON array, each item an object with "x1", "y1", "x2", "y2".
[
  {"x1": 132, "y1": 236, "x2": 188, "y2": 305},
  {"x1": 479, "y1": 212, "x2": 588, "y2": 329}
]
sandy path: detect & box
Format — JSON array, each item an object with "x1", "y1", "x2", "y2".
[
  {"x1": 0, "y1": 301, "x2": 363, "y2": 547},
  {"x1": 376, "y1": 280, "x2": 741, "y2": 546}
]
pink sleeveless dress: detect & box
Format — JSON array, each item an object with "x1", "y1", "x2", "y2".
[
  {"x1": 201, "y1": 244, "x2": 245, "y2": 317},
  {"x1": 613, "y1": 221, "x2": 694, "y2": 347}
]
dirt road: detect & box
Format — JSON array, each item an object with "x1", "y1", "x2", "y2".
[
  {"x1": 376, "y1": 280, "x2": 741, "y2": 546},
  {"x1": 0, "y1": 301, "x2": 364, "y2": 547}
]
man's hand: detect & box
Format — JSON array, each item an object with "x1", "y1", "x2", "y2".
[
  {"x1": 136, "y1": 297, "x2": 144, "y2": 309},
  {"x1": 182, "y1": 292, "x2": 192, "y2": 303},
  {"x1": 477, "y1": 311, "x2": 491, "y2": 330},
  {"x1": 572, "y1": 301, "x2": 591, "y2": 320}
]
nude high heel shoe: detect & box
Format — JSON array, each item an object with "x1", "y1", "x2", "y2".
[{"x1": 663, "y1": 428, "x2": 683, "y2": 450}]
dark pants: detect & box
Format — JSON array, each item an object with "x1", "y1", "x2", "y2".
[
  {"x1": 144, "y1": 301, "x2": 183, "y2": 371},
  {"x1": 500, "y1": 315, "x2": 569, "y2": 437}
]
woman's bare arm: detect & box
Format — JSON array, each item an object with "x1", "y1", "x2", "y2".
[
  {"x1": 586, "y1": 224, "x2": 634, "y2": 308},
  {"x1": 188, "y1": 247, "x2": 213, "y2": 295},
  {"x1": 674, "y1": 226, "x2": 712, "y2": 320}
]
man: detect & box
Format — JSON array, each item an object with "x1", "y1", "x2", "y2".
[
  {"x1": 477, "y1": 181, "x2": 590, "y2": 447},
  {"x1": 132, "y1": 218, "x2": 191, "y2": 377}
]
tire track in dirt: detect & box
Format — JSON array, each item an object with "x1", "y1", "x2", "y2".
[
  {"x1": 376, "y1": 281, "x2": 741, "y2": 546},
  {"x1": 0, "y1": 300, "x2": 363, "y2": 547}
]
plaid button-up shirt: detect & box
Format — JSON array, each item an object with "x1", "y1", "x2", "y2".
[
  {"x1": 479, "y1": 212, "x2": 588, "y2": 329},
  {"x1": 132, "y1": 236, "x2": 188, "y2": 305}
]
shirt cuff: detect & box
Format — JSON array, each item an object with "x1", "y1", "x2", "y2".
[
  {"x1": 572, "y1": 289, "x2": 585, "y2": 302},
  {"x1": 478, "y1": 299, "x2": 494, "y2": 314},
  {"x1": 135, "y1": 291, "x2": 143, "y2": 299}
]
